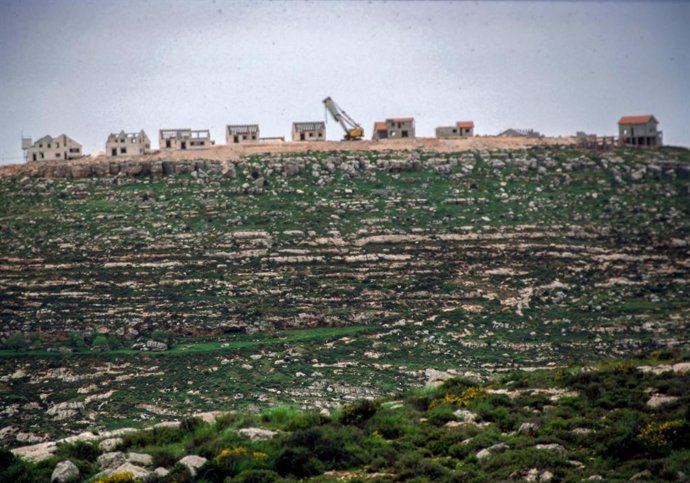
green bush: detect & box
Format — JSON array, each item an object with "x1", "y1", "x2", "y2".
[
  {"x1": 233, "y1": 469, "x2": 282, "y2": 483},
  {"x1": 2, "y1": 333, "x2": 29, "y2": 350},
  {"x1": 339, "y1": 400, "x2": 379, "y2": 427},
  {"x1": 55, "y1": 440, "x2": 100, "y2": 462},
  {"x1": 274, "y1": 446, "x2": 324, "y2": 478}
]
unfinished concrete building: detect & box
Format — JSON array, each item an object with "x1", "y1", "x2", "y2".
[
  {"x1": 371, "y1": 122, "x2": 388, "y2": 140},
  {"x1": 618, "y1": 115, "x2": 662, "y2": 147},
  {"x1": 226, "y1": 125, "x2": 260, "y2": 144},
  {"x1": 436, "y1": 121, "x2": 475, "y2": 138},
  {"x1": 292, "y1": 122, "x2": 325, "y2": 142},
  {"x1": 22, "y1": 134, "x2": 83, "y2": 162},
  {"x1": 159, "y1": 129, "x2": 213, "y2": 150},
  {"x1": 386, "y1": 118, "x2": 415, "y2": 138},
  {"x1": 499, "y1": 128, "x2": 542, "y2": 137},
  {"x1": 106, "y1": 130, "x2": 151, "y2": 157}
]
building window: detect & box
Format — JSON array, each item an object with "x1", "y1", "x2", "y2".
[
  {"x1": 47, "y1": 143, "x2": 51, "y2": 148},
  {"x1": 309, "y1": 132, "x2": 314, "y2": 137},
  {"x1": 56, "y1": 143, "x2": 60, "y2": 148},
  {"x1": 120, "y1": 147, "x2": 127, "y2": 154},
  {"x1": 40, "y1": 152, "x2": 45, "y2": 159},
  {"x1": 56, "y1": 152, "x2": 61, "y2": 157}
]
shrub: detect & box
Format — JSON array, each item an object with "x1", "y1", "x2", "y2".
[
  {"x1": 274, "y1": 446, "x2": 324, "y2": 478},
  {"x1": 2, "y1": 332, "x2": 29, "y2": 350},
  {"x1": 638, "y1": 420, "x2": 690, "y2": 450},
  {"x1": 233, "y1": 469, "x2": 282, "y2": 483},
  {"x1": 55, "y1": 440, "x2": 100, "y2": 462},
  {"x1": 426, "y1": 404, "x2": 456, "y2": 427},
  {"x1": 339, "y1": 400, "x2": 379, "y2": 427},
  {"x1": 95, "y1": 473, "x2": 139, "y2": 483},
  {"x1": 180, "y1": 416, "x2": 204, "y2": 433}
]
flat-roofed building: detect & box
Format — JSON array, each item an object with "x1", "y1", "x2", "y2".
[
  {"x1": 106, "y1": 130, "x2": 151, "y2": 157},
  {"x1": 226, "y1": 124, "x2": 260, "y2": 144},
  {"x1": 436, "y1": 121, "x2": 475, "y2": 138},
  {"x1": 292, "y1": 122, "x2": 325, "y2": 142},
  {"x1": 159, "y1": 128, "x2": 213, "y2": 150},
  {"x1": 22, "y1": 134, "x2": 83, "y2": 162}
]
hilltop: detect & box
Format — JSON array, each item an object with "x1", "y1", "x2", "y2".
[{"x1": 1, "y1": 143, "x2": 689, "y2": 479}]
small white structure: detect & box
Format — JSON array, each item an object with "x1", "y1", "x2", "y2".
[
  {"x1": 159, "y1": 129, "x2": 213, "y2": 150},
  {"x1": 22, "y1": 134, "x2": 83, "y2": 162},
  {"x1": 106, "y1": 130, "x2": 151, "y2": 157}
]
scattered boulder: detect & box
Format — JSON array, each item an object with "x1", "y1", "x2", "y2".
[
  {"x1": 238, "y1": 427, "x2": 278, "y2": 441},
  {"x1": 535, "y1": 443, "x2": 565, "y2": 452},
  {"x1": 98, "y1": 451, "x2": 126, "y2": 470},
  {"x1": 127, "y1": 451, "x2": 154, "y2": 467},
  {"x1": 100, "y1": 462, "x2": 153, "y2": 481},
  {"x1": 98, "y1": 437, "x2": 123, "y2": 452},
  {"x1": 518, "y1": 422, "x2": 539, "y2": 436},
  {"x1": 145, "y1": 340, "x2": 168, "y2": 351},
  {"x1": 51, "y1": 460, "x2": 79, "y2": 482},
  {"x1": 476, "y1": 442, "x2": 509, "y2": 460},
  {"x1": 178, "y1": 455, "x2": 207, "y2": 477}
]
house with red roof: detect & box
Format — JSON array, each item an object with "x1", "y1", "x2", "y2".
[
  {"x1": 618, "y1": 115, "x2": 662, "y2": 147},
  {"x1": 371, "y1": 118, "x2": 416, "y2": 140},
  {"x1": 436, "y1": 121, "x2": 474, "y2": 138},
  {"x1": 372, "y1": 121, "x2": 388, "y2": 140}
]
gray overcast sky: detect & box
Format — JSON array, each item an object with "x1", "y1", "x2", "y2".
[{"x1": 1, "y1": 0, "x2": 688, "y2": 164}]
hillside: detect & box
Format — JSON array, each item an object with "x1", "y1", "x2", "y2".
[
  {"x1": 4, "y1": 354, "x2": 690, "y2": 482},
  {"x1": 1, "y1": 144, "x2": 689, "y2": 461}
]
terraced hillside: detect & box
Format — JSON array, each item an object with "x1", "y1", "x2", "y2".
[{"x1": 1, "y1": 146, "x2": 689, "y2": 445}]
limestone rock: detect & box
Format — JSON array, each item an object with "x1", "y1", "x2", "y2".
[
  {"x1": 51, "y1": 460, "x2": 80, "y2": 482},
  {"x1": 178, "y1": 455, "x2": 207, "y2": 477},
  {"x1": 98, "y1": 437, "x2": 123, "y2": 452},
  {"x1": 238, "y1": 427, "x2": 278, "y2": 441},
  {"x1": 145, "y1": 340, "x2": 168, "y2": 351},
  {"x1": 127, "y1": 451, "x2": 154, "y2": 467},
  {"x1": 98, "y1": 451, "x2": 126, "y2": 470},
  {"x1": 518, "y1": 422, "x2": 538, "y2": 436},
  {"x1": 476, "y1": 442, "x2": 509, "y2": 460},
  {"x1": 102, "y1": 462, "x2": 153, "y2": 481}
]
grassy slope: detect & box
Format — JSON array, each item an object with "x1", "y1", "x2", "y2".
[{"x1": 3, "y1": 352, "x2": 690, "y2": 482}]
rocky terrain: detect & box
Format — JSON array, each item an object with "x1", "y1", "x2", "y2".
[
  {"x1": 1, "y1": 144, "x2": 689, "y2": 451},
  {"x1": 3, "y1": 354, "x2": 690, "y2": 482}
]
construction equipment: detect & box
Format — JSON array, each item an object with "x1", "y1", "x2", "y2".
[{"x1": 322, "y1": 97, "x2": 364, "y2": 141}]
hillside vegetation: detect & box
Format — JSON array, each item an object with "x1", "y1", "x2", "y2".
[
  {"x1": 1, "y1": 145, "x2": 689, "y2": 455},
  {"x1": 3, "y1": 353, "x2": 690, "y2": 482}
]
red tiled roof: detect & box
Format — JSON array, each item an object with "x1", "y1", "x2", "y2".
[
  {"x1": 374, "y1": 122, "x2": 387, "y2": 132},
  {"x1": 618, "y1": 115, "x2": 656, "y2": 125},
  {"x1": 388, "y1": 117, "x2": 414, "y2": 123},
  {"x1": 457, "y1": 121, "x2": 474, "y2": 129}
]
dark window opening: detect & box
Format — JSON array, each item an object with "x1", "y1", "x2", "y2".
[
  {"x1": 111, "y1": 148, "x2": 117, "y2": 156},
  {"x1": 402, "y1": 130, "x2": 409, "y2": 138}
]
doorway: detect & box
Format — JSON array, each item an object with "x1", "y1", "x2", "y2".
[{"x1": 181, "y1": 141, "x2": 187, "y2": 150}]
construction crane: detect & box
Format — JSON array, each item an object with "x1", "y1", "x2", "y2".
[{"x1": 323, "y1": 97, "x2": 364, "y2": 141}]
